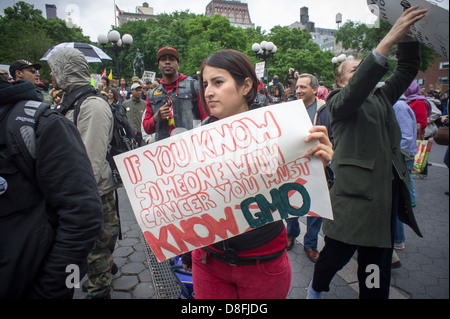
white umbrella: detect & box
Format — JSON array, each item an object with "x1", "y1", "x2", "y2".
[{"x1": 40, "y1": 42, "x2": 112, "y2": 63}]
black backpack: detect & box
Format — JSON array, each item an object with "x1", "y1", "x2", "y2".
[
  {"x1": 57, "y1": 85, "x2": 138, "y2": 185},
  {"x1": 1, "y1": 100, "x2": 51, "y2": 186}
]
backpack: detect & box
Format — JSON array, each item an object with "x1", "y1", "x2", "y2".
[
  {"x1": 269, "y1": 84, "x2": 279, "y2": 97},
  {"x1": 1, "y1": 100, "x2": 51, "y2": 185},
  {"x1": 57, "y1": 85, "x2": 139, "y2": 185}
]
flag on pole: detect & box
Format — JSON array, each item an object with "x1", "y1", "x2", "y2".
[
  {"x1": 108, "y1": 69, "x2": 113, "y2": 80},
  {"x1": 101, "y1": 68, "x2": 106, "y2": 77}
]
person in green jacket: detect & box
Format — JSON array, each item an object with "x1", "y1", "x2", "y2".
[{"x1": 309, "y1": 5, "x2": 427, "y2": 299}]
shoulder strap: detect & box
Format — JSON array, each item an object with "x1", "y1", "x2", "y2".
[
  {"x1": 72, "y1": 91, "x2": 101, "y2": 126},
  {"x1": 57, "y1": 85, "x2": 101, "y2": 126},
  {"x1": 5, "y1": 100, "x2": 50, "y2": 183}
]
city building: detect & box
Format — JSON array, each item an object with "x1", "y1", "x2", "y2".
[
  {"x1": 116, "y1": 2, "x2": 157, "y2": 27},
  {"x1": 415, "y1": 56, "x2": 449, "y2": 93},
  {"x1": 289, "y1": 7, "x2": 339, "y2": 54},
  {"x1": 205, "y1": 0, "x2": 255, "y2": 29},
  {"x1": 45, "y1": 4, "x2": 57, "y2": 19}
]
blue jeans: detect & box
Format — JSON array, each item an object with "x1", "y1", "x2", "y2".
[{"x1": 286, "y1": 216, "x2": 322, "y2": 249}]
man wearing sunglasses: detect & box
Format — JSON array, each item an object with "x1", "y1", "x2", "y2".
[
  {"x1": 9, "y1": 60, "x2": 53, "y2": 105},
  {"x1": 9, "y1": 60, "x2": 41, "y2": 86}
]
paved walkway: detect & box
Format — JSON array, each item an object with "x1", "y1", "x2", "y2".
[{"x1": 74, "y1": 143, "x2": 449, "y2": 300}]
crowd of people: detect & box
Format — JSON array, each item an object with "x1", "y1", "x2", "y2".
[{"x1": 1, "y1": 5, "x2": 449, "y2": 299}]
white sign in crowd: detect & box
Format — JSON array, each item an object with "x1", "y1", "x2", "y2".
[
  {"x1": 367, "y1": 0, "x2": 449, "y2": 58},
  {"x1": 115, "y1": 100, "x2": 333, "y2": 262}
]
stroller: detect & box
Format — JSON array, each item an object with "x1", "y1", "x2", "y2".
[{"x1": 170, "y1": 255, "x2": 194, "y2": 299}]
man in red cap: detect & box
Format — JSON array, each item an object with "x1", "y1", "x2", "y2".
[{"x1": 142, "y1": 46, "x2": 208, "y2": 141}]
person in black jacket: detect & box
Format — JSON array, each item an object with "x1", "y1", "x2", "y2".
[{"x1": 0, "y1": 77, "x2": 103, "y2": 298}]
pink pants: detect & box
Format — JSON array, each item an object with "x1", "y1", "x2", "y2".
[{"x1": 191, "y1": 248, "x2": 292, "y2": 299}]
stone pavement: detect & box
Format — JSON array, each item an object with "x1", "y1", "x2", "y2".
[{"x1": 74, "y1": 143, "x2": 449, "y2": 300}]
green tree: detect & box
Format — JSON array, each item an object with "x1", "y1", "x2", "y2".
[
  {"x1": 335, "y1": 21, "x2": 369, "y2": 58},
  {"x1": 113, "y1": 13, "x2": 252, "y2": 79},
  {"x1": 0, "y1": 1, "x2": 90, "y2": 81},
  {"x1": 1, "y1": 3, "x2": 339, "y2": 88},
  {"x1": 335, "y1": 19, "x2": 437, "y2": 76},
  {"x1": 263, "y1": 26, "x2": 335, "y2": 88}
]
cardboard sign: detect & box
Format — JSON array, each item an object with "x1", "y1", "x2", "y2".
[
  {"x1": 255, "y1": 62, "x2": 266, "y2": 79},
  {"x1": 114, "y1": 100, "x2": 333, "y2": 262},
  {"x1": 367, "y1": 0, "x2": 449, "y2": 58},
  {"x1": 142, "y1": 70, "x2": 156, "y2": 84}
]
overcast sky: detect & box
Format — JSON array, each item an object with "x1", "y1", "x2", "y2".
[{"x1": 1, "y1": 0, "x2": 378, "y2": 41}]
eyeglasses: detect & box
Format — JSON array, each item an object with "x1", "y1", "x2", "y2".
[{"x1": 23, "y1": 68, "x2": 37, "y2": 74}]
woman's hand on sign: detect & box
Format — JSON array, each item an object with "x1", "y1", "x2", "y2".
[{"x1": 304, "y1": 125, "x2": 334, "y2": 167}]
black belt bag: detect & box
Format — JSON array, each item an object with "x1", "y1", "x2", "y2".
[{"x1": 202, "y1": 246, "x2": 286, "y2": 266}]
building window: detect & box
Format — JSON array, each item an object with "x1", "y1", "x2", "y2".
[
  {"x1": 415, "y1": 78, "x2": 425, "y2": 86},
  {"x1": 439, "y1": 76, "x2": 449, "y2": 85},
  {"x1": 440, "y1": 62, "x2": 449, "y2": 69}
]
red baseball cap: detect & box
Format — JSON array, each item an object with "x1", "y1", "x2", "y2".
[{"x1": 157, "y1": 46, "x2": 180, "y2": 62}]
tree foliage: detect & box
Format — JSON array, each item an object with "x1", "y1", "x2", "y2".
[
  {"x1": 335, "y1": 19, "x2": 438, "y2": 76},
  {"x1": 111, "y1": 14, "x2": 335, "y2": 88},
  {"x1": 335, "y1": 21, "x2": 369, "y2": 58},
  {"x1": 1, "y1": 3, "x2": 339, "y2": 89},
  {"x1": 0, "y1": 1, "x2": 90, "y2": 81}
]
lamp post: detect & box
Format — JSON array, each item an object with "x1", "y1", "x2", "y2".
[
  {"x1": 97, "y1": 30, "x2": 133, "y2": 79},
  {"x1": 252, "y1": 41, "x2": 277, "y2": 85},
  {"x1": 331, "y1": 54, "x2": 354, "y2": 64}
]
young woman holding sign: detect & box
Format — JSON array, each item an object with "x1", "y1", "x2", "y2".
[{"x1": 181, "y1": 49, "x2": 334, "y2": 299}]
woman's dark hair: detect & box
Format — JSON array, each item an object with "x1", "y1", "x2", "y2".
[
  {"x1": 102, "y1": 76, "x2": 110, "y2": 87},
  {"x1": 199, "y1": 49, "x2": 258, "y2": 111},
  {"x1": 119, "y1": 77, "x2": 128, "y2": 88},
  {"x1": 105, "y1": 86, "x2": 119, "y2": 104}
]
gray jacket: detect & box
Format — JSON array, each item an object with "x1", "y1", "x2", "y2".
[{"x1": 48, "y1": 48, "x2": 116, "y2": 196}]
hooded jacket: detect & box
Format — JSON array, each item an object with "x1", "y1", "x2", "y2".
[
  {"x1": 48, "y1": 48, "x2": 115, "y2": 196},
  {"x1": 0, "y1": 78, "x2": 102, "y2": 298}
]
